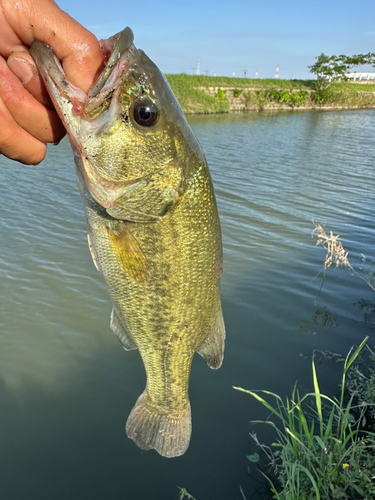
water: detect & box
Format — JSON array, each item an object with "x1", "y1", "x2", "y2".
[{"x1": 1, "y1": 109, "x2": 374, "y2": 499}]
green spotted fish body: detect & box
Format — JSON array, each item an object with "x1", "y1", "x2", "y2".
[{"x1": 31, "y1": 28, "x2": 225, "y2": 458}]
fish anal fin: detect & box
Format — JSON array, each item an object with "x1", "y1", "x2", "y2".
[
  {"x1": 110, "y1": 307, "x2": 137, "y2": 351},
  {"x1": 197, "y1": 303, "x2": 225, "y2": 369},
  {"x1": 107, "y1": 223, "x2": 148, "y2": 282}
]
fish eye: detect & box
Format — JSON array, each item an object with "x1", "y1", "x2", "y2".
[{"x1": 133, "y1": 102, "x2": 158, "y2": 126}]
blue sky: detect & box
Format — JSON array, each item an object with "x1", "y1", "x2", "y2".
[{"x1": 58, "y1": 0, "x2": 375, "y2": 79}]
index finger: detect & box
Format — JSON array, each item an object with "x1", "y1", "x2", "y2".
[{"x1": 0, "y1": 0, "x2": 103, "y2": 93}]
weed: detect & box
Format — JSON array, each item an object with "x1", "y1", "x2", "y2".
[
  {"x1": 312, "y1": 222, "x2": 351, "y2": 270},
  {"x1": 266, "y1": 89, "x2": 309, "y2": 108},
  {"x1": 235, "y1": 338, "x2": 375, "y2": 499},
  {"x1": 346, "y1": 344, "x2": 375, "y2": 433},
  {"x1": 215, "y1": 88, "x2": 228, "y2": 101},
  {"x1": 256, "y1": 90, "x2": 268, "y2": 109},
  {"x1": 178, "y1": 486, "x2": 197, "y2": 500},
  {"x1": 232, "y1": 88, "x2": 243, "y2": 98},
  {"x1": 312, "y1": 221, "x2": 375, "y2": 292},
  {"x1": 312, "y1": 88, "x2": 335, "y2": 105}
]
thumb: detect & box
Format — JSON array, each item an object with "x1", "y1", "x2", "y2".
[
  {"x1": 2, "y1": 0, "x2": 104, "y2": 93},
  {"x1": 8, "y1": 51, "x2": 54, "y2": 107}
]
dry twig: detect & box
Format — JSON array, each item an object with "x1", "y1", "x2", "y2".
[
  {"x1": 312, "y1": 221, "x2": 375, "y2": 292},
  {"x1": 312, "y1": 222, "x2": 351, "y2": 270}
]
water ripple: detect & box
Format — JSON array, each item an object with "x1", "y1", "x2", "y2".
[{"x1": 1, "y1": 109, "x2": 375, "y2": 500}]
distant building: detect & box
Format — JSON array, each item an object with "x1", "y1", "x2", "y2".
[
  {"x1": 321, "y1": 72, "x2": 375, "y2": 83},
  {"x1": 346, "y1": 72, "x2": 375, "y2": 82}
]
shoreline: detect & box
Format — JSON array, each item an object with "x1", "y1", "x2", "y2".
[
  {"x1": 165, "y1": 74, "x2": 375, "y2": 115},
  {"x1": 190, "y1": 86, "x2": 375, "y2": 114},
  {"x1": 184, "y1": 103, "x2": 375, "y2": 114}
]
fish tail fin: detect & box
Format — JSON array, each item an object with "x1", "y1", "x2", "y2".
[{"x1": 126, "y1": 391, "x2": 191, "y2": 458}]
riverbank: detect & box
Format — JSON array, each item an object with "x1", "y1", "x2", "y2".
[{"x1": 165, "y1": 74, "x2": 375, "y2": 113}]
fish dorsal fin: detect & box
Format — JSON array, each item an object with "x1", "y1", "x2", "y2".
[
  {"x1": 107, "y1": 223, "x2": 148, "y2": 282},
  {"x1": 110, "y1": 307, "x2": 137, "y2": 351},
  {"x1": 197, "y1": 303, "x2": 226, "y2": 369}
]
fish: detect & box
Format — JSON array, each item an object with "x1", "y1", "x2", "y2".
[{"x1": 30, "y1": 27, "x2": 225, "y2": 458}]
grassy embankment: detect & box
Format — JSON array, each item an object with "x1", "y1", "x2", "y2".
[{"x1": 165, "y1": 74, "x2": 375, "y2": 114}]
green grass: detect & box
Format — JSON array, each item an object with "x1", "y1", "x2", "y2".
[
  {"x1": 312, "y1": 86, "x2": 375, "y2": 107},
  {"x1": 164, "y1": 74, "x2": 375, "y2": 113},
  {"x1": 330, "y1": 82, "x2": 375, "y2": 92},
  {"x1": 178, "y1": 339, "x2": 375, "y2": 500},
  {"x1": 346, "y1": 343, "x2": 375, "y2": 433},
  {"x1": 164, "y1": 74, "x2": 230, "y2": 114},
  {"x1": 165, "y1": 74, "x2": 316, "y2": 90},
  {"x1": 235, "y1": 337, "x2": 375, "y2": 499}
]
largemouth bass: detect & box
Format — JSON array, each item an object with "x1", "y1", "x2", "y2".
[{"x1": 30, "y1": 27, "x2": 225, "y2": 458}]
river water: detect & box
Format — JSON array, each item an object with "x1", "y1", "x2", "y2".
[{"x1": 1, "y1": 109, "x2": 374, "y2": 499}]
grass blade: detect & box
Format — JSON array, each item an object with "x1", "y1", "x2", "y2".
[
  {"x1": 344, "y1": 336, "x2": 368, "y2": 374},
  {"x1": 312, "y1": 358, "x2": 323, "y2": 433},
  {"x1": 233, "y1": 387, "x2": 283, "y2": 419},
  {"x1": 293, "y1": 463, "x2": 321, "y2": 500}
]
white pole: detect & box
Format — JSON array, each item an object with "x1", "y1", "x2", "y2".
[{"x1": 196, "y1": 57, "x2": 200, "y2": 75}]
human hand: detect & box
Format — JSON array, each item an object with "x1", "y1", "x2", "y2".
[{"x1": 0, "y1": 0, "x2": 103, "y2": 164}]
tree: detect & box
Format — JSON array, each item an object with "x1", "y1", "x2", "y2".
[{"x1": 308, "y1": 52, "x2": 375, "y2": 91}]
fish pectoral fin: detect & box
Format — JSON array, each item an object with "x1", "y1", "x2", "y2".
[
  {"x1": 110, "y1": 307, "x2": 137, "y2": 351},
  {"x1": 197, "y1": 303, "x2": 226, "y2": 369},
  {"x1": 107, "y1": 223, "x2": 148, "y2": 282}
]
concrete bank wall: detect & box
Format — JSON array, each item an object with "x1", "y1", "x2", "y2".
[{"x1": 197, "y1": 86, "x2": 375, "y2": 112}]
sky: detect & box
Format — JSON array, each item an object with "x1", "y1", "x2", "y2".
[{"x1": 58, "y1": 0, "x2": 375, "y2": 80}]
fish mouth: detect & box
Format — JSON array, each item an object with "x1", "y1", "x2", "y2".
[
  {"x1": 30, "y1": 28, "x2": 137, "y2": 211},
  {"x1": 30, "y1": 27, "x2": 134, "y2": 133},
  {"x1": 87, "y1": 28, "x2": 134, "y2": 105}
]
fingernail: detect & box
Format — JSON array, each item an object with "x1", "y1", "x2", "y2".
[{"x1": 8, "y1": 57, "x2": 36, "y2": 84}]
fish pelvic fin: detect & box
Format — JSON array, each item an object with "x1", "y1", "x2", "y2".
[
  {"x1": 87, "y1": 232, "x2": 101, "y2": 272},
  {"x1": 197, "y1": 302, "x2": 226, "y2": 369},
  {"x1": 110, "y1": 307, "x2": 137, "y2": 351},
  {"x1": 126, "y1": 391, "x2": 191, "y2": 458}
]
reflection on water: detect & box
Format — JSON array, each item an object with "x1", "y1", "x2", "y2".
[
  {"x1": 0, "y1": 109, "x2": 374, "y2": 499},
  {"x1": 299, "y1": 306, "x2": 338, "y2": 335},
  {"x1": 356, "y1": 299, "x2": 375, "y2": 329}
]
